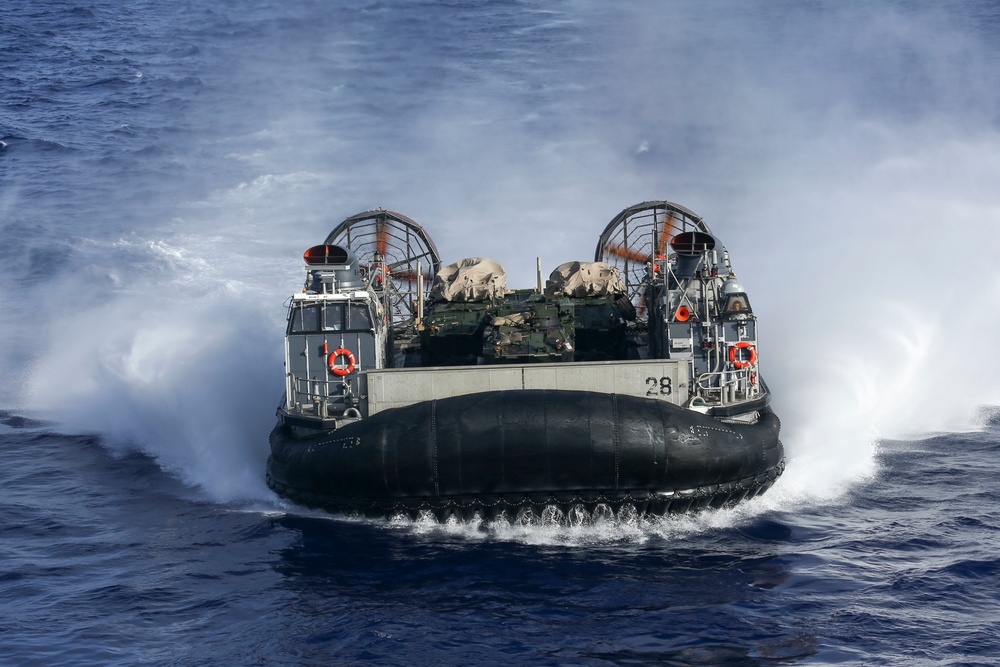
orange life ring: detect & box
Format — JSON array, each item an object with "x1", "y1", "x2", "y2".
[
  {"x1": 675, "y1": 306, "x2": 691, "y2": 322},
  {"x1": 328, "y1": 348, "x2": 356, "y2": 376},
  {"x1": 729, "y1": 341, "x2": 757, "y2": 369}
]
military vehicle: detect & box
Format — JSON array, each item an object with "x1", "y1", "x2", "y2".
[{"x1": 267, "y1": 201, "x2": 783, "y2": 521}]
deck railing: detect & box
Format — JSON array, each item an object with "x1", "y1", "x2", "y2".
[
  {"x1": 288, "y1": 375, "x2": 351, "y2": 418},
  {"x1": 694, "y1": 367, "x2": 761, "y2": 406}
]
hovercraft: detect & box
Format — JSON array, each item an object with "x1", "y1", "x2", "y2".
[{"x1": 267, "y1": 201, "x2": 784, "y2": 520}]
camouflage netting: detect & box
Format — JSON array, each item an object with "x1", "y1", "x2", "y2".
[
  {"x1": 545, "y1": 261, "x2": 626, "y2": 298},
  {"x1": 431, "y1": 257, "x2": 507, "y2": 302}
]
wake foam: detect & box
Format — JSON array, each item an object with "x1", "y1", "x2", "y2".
[
  {"x1": 295, "y1": 495, "x2": 800, "y2": 546},
  {"x1": 25, "y1": 228, "x2": 295, "y2": 504}
]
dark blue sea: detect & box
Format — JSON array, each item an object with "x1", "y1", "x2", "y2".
[{"x1": 4, "y1": 1, "x2": 1000, "y2": 665}]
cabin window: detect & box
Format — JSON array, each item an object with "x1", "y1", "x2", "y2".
[
  {"x1": 289, "y1": 301, "x2": 372, "y2": 333},
  {"x1": 289, "y1": 304, "x2": 320, "y2": 333},
  {"x1": 348, "y1": 303, "x2": 372, "y2": 331},
  {"x1": 320, "y1": 303, "x2": 371, "y2": 331},
  {"x1": 323, "y1": 304, "x2": 344, "y2": 331},
  {"x1": 723, "y1": 294, "x2": 751, "y2": 315}
]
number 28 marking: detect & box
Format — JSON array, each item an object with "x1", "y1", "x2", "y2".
[{"x1": 645, "y1": 376, "x2": 672, "y2": 396}]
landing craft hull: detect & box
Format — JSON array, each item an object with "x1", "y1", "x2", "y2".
[
  {"x1": 267, "y1": 389, "x2": 784, "y2": 519},
  {"x1": 270, "y1": 202, "x2": 786, "y2": 520}
]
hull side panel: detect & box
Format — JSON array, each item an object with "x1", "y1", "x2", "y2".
[{"x1": 268, "y1": 389, "x2": 783, "y2": 514}]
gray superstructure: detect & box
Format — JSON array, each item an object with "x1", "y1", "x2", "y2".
[{"x1": 279, "y1": 202, "x2": 768, "y2": 428}]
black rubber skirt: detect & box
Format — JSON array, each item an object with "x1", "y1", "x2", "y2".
[{"x1": 267, "y1": 389, "x2": 784, "y2": 518}]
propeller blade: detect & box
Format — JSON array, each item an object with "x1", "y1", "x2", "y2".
[
  {"x1": 390, "y1": 268, "x2": 430, "y2": 282},
  {"x1": 376, "y1": 215, "x2": 389, "y2": 256},
  {"x1": 606, "y1": 243, "x2": 651, "y2": 264},
  {"x1": 657, "y1": 211, "x2": 676, "y2": 258}
]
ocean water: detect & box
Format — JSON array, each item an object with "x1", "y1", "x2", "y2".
[{"x1": 3, "y1": 1, "x2": 1000, "y2": 665}]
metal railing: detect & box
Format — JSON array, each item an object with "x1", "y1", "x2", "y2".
[
  {"x1": 288, "y1": 375, "x2": 355, "y2": 419},
  {"x1": 694, "y1": 367, "x2": 761, "y2": 406}
]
